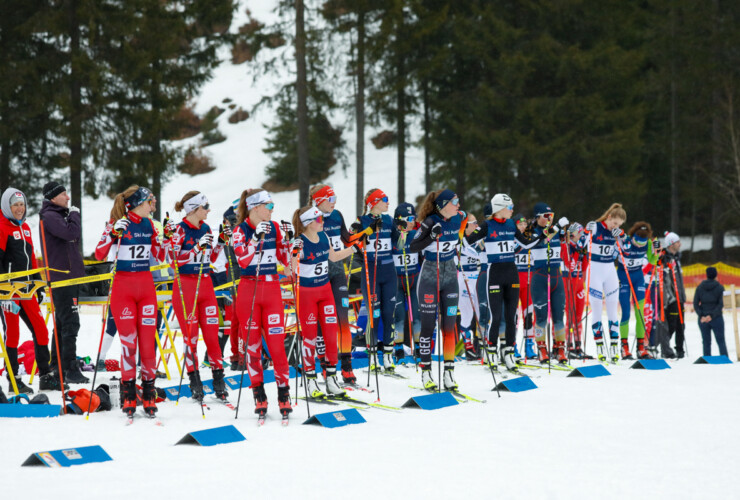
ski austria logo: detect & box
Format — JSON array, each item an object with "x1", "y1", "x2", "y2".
[
  {"x1": 268, "y1": 314, "x2": 280, "y2": 325},
  {"x1": 205, "y1": 306, "x2": 217, "y2": 316},
  {"x1": 142, "y1": 305, "x2": 155, "y2": 316},
  {"x1": 268, "y1": 327, "x2": 283, "y2": 335},
  {"x1": 447, "y1": 306, "x2": 458, "y2": 316},
  {"x1": 12, "y1": 231, "x2": 21, "y2": 240},
  {"x1": 121, "y1": 307, "x2": 134, "y2": 319},
  {"x1": 142, "y1": 318, "x2": 156, "y2": 325},
  {"x1": 323, "y1": 305, "x2": 334, "y2": 315}
]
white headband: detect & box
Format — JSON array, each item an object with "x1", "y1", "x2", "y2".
[
  {"x1": 246, "y1": 191, "x2": 272, "y2": 210},
  {"x1": 300, "y1": 207, "x2": 323, "y2": 224},
  {"x1": 183, "y1": 193, "x2": 208, "y2": 214}
]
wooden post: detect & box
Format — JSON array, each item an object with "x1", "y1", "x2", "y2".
[{"x1": 731, "y1": 284, "x2": 739, "y2": 362}]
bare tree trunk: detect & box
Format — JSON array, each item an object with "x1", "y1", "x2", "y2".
[
  {"x1": 355, "y1": 9, "x2": 366, "y2": 215},
  {"x1": 396, "y1": 63, "x2": 406, "y2": 203},
  {"x1": 670, "y1": 2, "x2": 679, "y2": 231},
  {"x1": 69, "y1": 0, "x2": 83, "y2": 250},
  {"x1": 423, "y1": 79, "x2": 431, "y2": 194},
  {"x1": 710, "y1": 0, "x2": 725, "y2": 261},
  {"x1": 295, "y1": 0, "x2": 310, "y2": 206}
]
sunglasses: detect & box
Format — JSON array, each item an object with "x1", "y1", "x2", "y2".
[
  {"x1": 398, "y1": 215, "x2": 416, "y2": 222},
  {"x1": 467, "y1": 220, "x2": 478, "y2": 226},
  {"x1": 380, "y1": 196, "x2": 389, "y2": 203},
  {"x1": 200, "y1": 203, "x2": 210, "y2": 210},
  {"x1": 308, "y1": 215, "x2": 324, "y2": 224},
  {"x1": 450, "y1": 198, "x2": 460, "y2": 206},
  {"x1": 263, "y1": 202, "x2": 275, "y2": 210},
  {"x1": 326, "y1": 195, "x2": 337, "y2": 203},
  {"x1": 506, "y1": 204, "x2": 514, "y2": 210},
  {"x1": 539, "y1": 212, "x2": 554, "y2": 219}
]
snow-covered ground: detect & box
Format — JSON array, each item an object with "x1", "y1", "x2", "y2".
[{"x1": 2, "y1": 309, "x2": 739, "y2": 499}]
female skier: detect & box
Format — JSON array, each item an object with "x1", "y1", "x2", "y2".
[
  {"x1": 585, "y1": 203, "x2": 627, "y2": 362},
  {"x1": 310, "y1": 184, "x2": 357, "y2": 383},
  {"x1": 232, "y1": 189, "x2": 292, "y2": 419},
  {"x1": 167, "y1": 191, "x2": 228, "y2": 401},
  {"x1": 350, "y1": 189, "x2": 398, "y2": 372},
  {"x1": 528, "y1": 202, "x2": 570, "y2": 364},
  {"x1": 391, "y1": 202, "x2": 421, "y2": 364},
  {"x1": 513, "y1": 213, "x2": 536, "y2": 359},
  {"x1": 465, "y1": 194, "x2": 543, "y2": 373},
  {"x1": 408, "y1": 189, "x2": 465, "y2": 390},
  {"x1": 561, "y1": 222, "x2": 589, "y2": 358},
  {"x1": 291, "y1": 205, "x2": 354, "y2": 398},
  {"x1": 616, "y1": 221, "x2": 658, "y2": 360},
  {"x1": 95, "y1": 185, "x2": 167, "y2": 417}
]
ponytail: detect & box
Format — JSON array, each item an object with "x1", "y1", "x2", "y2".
[
  {"x1": 235, "y1": 188, "x2": 266, "y2": 225},
  {"x1": 110, "y1": 185, "x2": 139, "y2": 221},
  {"x1": 417, "y1": 190, "x2": 442, "y2": 221},
  {"x1": 174, "y1": 190, "x2": 200, "y2": 213},
  {"x1": 596, "y1": 203, "x2": 626, "y2": 223},
  {"x1": 292, "y1": 206, "x2": 312, "y2": 238}
]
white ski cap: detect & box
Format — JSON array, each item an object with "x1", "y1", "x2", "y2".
[
  {"x1": 664, "y1": 231, "x2": 680, "y2": 247},
  {"x1": 490, "y1": 193, "x2": 513, "y2": 214}
]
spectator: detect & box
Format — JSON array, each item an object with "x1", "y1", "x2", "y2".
[
  {"x1": 693, "y1": 266, "x2": 728, "y2": 357},
  {"x1": 39, "y1": 181, "x2": 89, "y2": 384},
  {"x1": 1, "y1": 187, "x2": 64, "y2": 393}
]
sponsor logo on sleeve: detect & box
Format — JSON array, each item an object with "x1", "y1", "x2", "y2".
[
  {"x1": 447, "y1": 306, "x2": 458, "y2": 316},
  {"x1": 207, "y1": 317, "x2": 219, "y2": 325},
  {"x1": 326, "y1": 317, "x2": 337, "y2": 324},
  {"x1": 323, "y1": 305, "x2": 334, "y2": 315},
  {"x1": 268, "y1": 327, "x2": 283, "y2": 335},
  {"x1": 268, "y1": 314, "x2": 280, "y2": 325},
  {"x1": 142, "y1": 318, "x2": 156, "y2": 326},
  {"x1": 142, "y1": 305, "x2": 155, "y2": 316},
  {"x1": 205, "y1": 306, "x2": 217, "y2": 316},
  {"x1": 341, "y1": 298, "x2": 349, "y2": 308}
]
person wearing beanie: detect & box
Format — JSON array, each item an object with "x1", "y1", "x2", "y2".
[
  {"x1": 465, "y1": 194, "x2": 544, "y2": 372},
  {"x1": 653, "y1": 231, "x2": 687, "y2": 358},
  {"x1": 523, "y1": 201, "x2": 571, "y2": 364},
  {"x1": 391, "y1": 202, "x2": 421, "y2": 365},
  {"x1": 1, "y1": 187, "x2": 66, "y2": 394},
  {"x1": 39, "y1": 182, "x2": 89, "y2": 385},
  {"x1": 310, "y1": 184, "x2": 358, "y2": 384},
  {"x1": 472, "y1": 203, "x2": 496, "y2": 361},
  {"x1": 693, "y1": 267, "x2": 728, "y2": 357}
]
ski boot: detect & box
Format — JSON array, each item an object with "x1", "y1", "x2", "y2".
[
  {"x1": 340, "y1": 355, "x2": 356, "y2": 384},
  {"x1": 525, "y1": 338, "x2": 537, "y2": 360},
  {"x1": 141, "y1": 379, "x2": 158, "y2": 417},
  {"x1": 554, "y1": 341, "x2": 568, "y2": 365},
  {"x1": 252, "y1": 383, "x2": 268, "y2": 415},
  {"x1": 610, "y1": 339, "x2": 620, "y2": 363},
  {"x1": 383, "y1": 347, "x2": 396, "y2": 373},
  {"x1": 188, "y1": 370, "x2": 204, "y2": 401},
  {"x1": 421, "y1": 367, "x2": 437, "y2": 391},
  {"x1": 324, "y1": 368, "x2": 346, "y2": 397},
  {"x1": 277, "y1": 386, "x2": 292, "y2": 416},
  {"x1": 367, "y1": 347, "x2": 382, "y2": 372},
  {"x1": 485, "y1": 344, "x2": 499, "y2": 370},
  {"x1": 636, "y1": 339, "x2": 653, "y2": 360},
  {"x1": 212, "y1": 368, "x2": 228, "y2": 400},
  {"x1": 595, "y1": 341, "x2": 607, "y2": 362},
  {"x1": 502, "y1": 346, "x2": 520, "y2": 374},
  {"x1": 513, "y1": 343, "x2": 522, "y2": 359},
  {"x1": 7, "y1": 375, "x2": 33, "y2": 395},
  {"x1": 121, "y1": 380, "x2": 137, "y2": 418},
  {"x1": 536, "y1": 341, "x2": 550, "y2": 364},
  {"x1": 394, "y1": 347, "x2": 406, "y2": 366},
  {"x1": 65, "y1": 360, "x2": 90, "y2": 384},
  {"x1": 621, "y1": 339, "x2": 634, "y2": 360},
  {"x1": 39, "y1": 371, "x2": 68, "y2": 392},
  {"x1": 306, "y1": 372, "x2": 325, "y2": 398},
  {"x1": 443, "y1": 364, "x2": 458, "y2": 391}
]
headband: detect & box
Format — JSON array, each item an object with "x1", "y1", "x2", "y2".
[
  {"x1": 183, "y1": 193, "x2": 208, "y2": 214},
  {"x1": 366, "y1": 189, "x2": 387, "y2": 212},
  {"x1": 300, "y1": 207, "x2": 323, "y2": 224},
  {"x1": 434, "y1": 189, "x2": 456, "y2": 210},
  {"x1": 245, "y1": 191, "x2": 272, "y2": 210},
  {"x1": 124, "y1": 187, "x2": 153, "y2": 211},
  {"x1": 312, "y1": 185, "x2": 335, "y2": 206}
]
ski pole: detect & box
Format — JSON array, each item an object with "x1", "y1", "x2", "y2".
[
  {"x1": 168, "y1": 216, "x2": 205, "y2": 419},
  {"x1": 39, "y1": 219, "x2": 67, "y2": 413},
  {"x1": 359, "y1": 239, "x2": 380, "y2": 397},
  {"x1": 286, "y1": 240, "x2": 311, "y2": 418},
  {"x1": 668, "y1": 261, "x2": 688, "y2": 357},
  {"x1": 400, "y1": 234, "x2": 417, "y2": 370},
  {"x1": 84, "y1": 227, "x2": 123, "y2": 419},
  {"x1": 435, "y1": 238, "x2": 442, "y2": 391},
  {"x1": 235, "y1": 233, "x2": 265, "y2": 419},
  {"x1": 582, "y1": 232, "x2": 593, "y2": 358},
  {"x1": 616, "y1": 241, "x2": 648, "y2": 353}
]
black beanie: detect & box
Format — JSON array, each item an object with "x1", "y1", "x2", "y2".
[
  {"x1": 706, "y1": 267, "x2": 718, "y2": 280},
  {"x1": 43, "y1": 181, "x2": 66, "y2": 200}
]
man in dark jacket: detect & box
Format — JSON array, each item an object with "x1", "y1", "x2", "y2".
[
  {"x1": 39, "y1": 181, "x2": 88, "y2": 384},
  {"x1": 693, "y1": 266, "x2": 728, "y2": 357}
]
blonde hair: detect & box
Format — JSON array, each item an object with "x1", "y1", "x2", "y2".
[
  {"x1": 174, "y1": 191, "x2": 200, "y2": 213},
  {"x1": 292, "y1": 206, "x2": 312, "y2": 238},
  {"x1": 236, "y1": 188, "x2": 265, "y2": 225},
  {"x1": 417, "y1": 190, "x2": 444, "y2": 221},
  {"x1": 309, "y1": 184, "x2": 329, "y2": 206},
  {"x1": 110, "y1": 185, "x2": 140, "y2": 221},
  {"x1": 596, "y1": 203, "x2": 626, "y2": 223}
]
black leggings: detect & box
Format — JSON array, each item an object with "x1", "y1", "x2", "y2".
[{"x1": 486, "y1": 262, "x2": 519, "y2": 348}]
